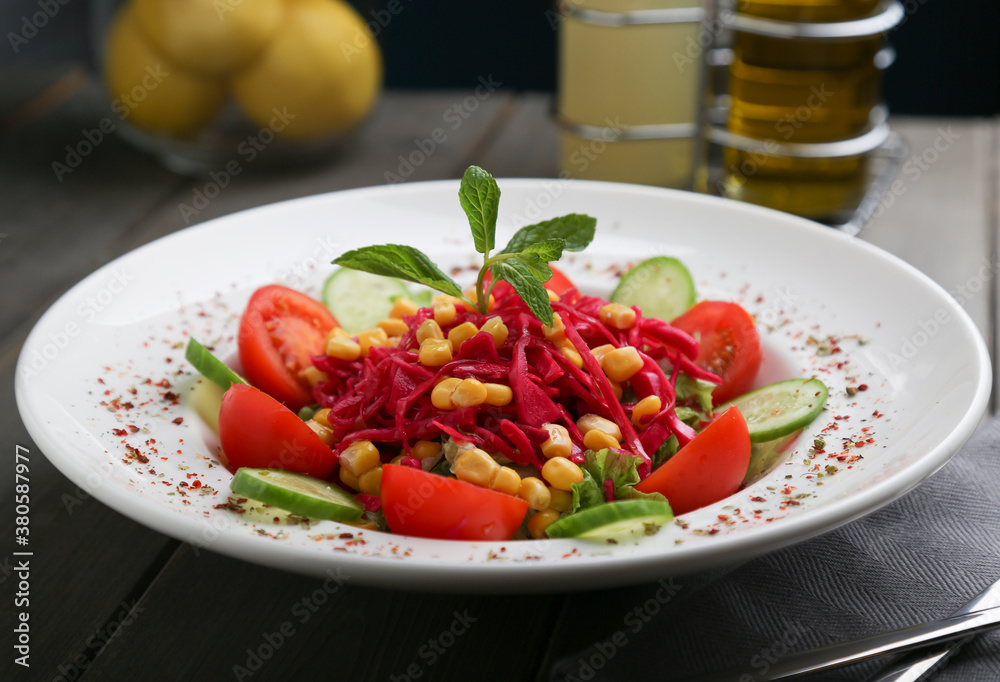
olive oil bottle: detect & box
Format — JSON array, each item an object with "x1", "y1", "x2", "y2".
[{"x1": 722, "y1": 0, "x2": 887, "y2": 221}]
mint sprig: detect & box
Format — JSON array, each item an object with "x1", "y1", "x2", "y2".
[{"x1": 332, "y1": 166, "x2": 596, "y2": 325}]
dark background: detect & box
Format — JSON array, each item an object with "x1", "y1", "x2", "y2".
[{"x1": 1, "y1": 0, "x2": 998, "y2": 115}]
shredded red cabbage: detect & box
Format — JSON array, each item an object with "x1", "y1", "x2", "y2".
[{"x1": 311, "y1": 285, "x2": 717, "y2": 480}]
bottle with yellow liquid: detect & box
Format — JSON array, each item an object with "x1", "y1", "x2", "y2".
[
  {"x1": 556, "y1": 0, "x2": 705, "y2": 189},
  {"x1": 717, "y1": 0, "x2": 901, "y2": 222}
]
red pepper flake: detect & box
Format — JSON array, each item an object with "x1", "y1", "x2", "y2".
[
  {"x1": 172, "y1": 417, "x2": 184, "y2": 425},
  {"x1": 872, "y1": 410, "x2": 884, "y2": 418},
  {"x1": 128, "y1": 425, "x2": 140, "y2": 433},
  {"x1": 717, "y1": 515, "x2": 729, "y2": 521},
  {"x1": 112, "y1": 428, "x2": 128, "y2": 437},
  {"x1": 858, "y1": 384, "x2": 868, "y2": 391},
  {"x1": 124, "y1": 444, "x2": 149, "y2": 464},
  {"x1": 191, "y1": 480, "x2": 202, "y2": 489},
  {"x1": 162, "y1": 391, "x2": 180, "y2": 403},
  {"x1": 750, "y1": 496, "x2": 766, "y2": 503},
  {"x1": 833, "y1": 415, "x2": 850, "y2": 421},
  {"x1": 154, "y1": 379, "x2": 172, "y2": 388},
  {"x1": 338, "y1": 533, "x2": 354, "y2": 540},
  {"x1": 98, "y1": 378, "x2": 105, "y2": 384},
  {"x1": 708, "y1": 528, "x2": 720, "y2": 535}
]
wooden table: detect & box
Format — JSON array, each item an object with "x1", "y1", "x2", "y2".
[{"x1": 2, "y1": 68, "x2": 998, "y2": 681}]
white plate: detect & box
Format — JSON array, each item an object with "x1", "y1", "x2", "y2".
[{"x1": 16, "y1": 179, "x2": 991, "y2": 593}]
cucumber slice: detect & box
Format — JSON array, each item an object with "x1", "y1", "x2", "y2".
[
  {"x1": 323, "y1": 269, "x2": 411, "y2": 334},
  {"x1": 185, "y1": 338, "x2": 247, "y2": 390},
  {"x1": 610, "y1": 256, "x2": 696, "y2": 322},
  {"x1": 230, "y1": 468, "x2": 363, "y2": 523},
  {"x1": 545, "y1": 499, "x2": 674, "y2": 540},
  {"x1": 722, "y1": 378, "x2": 828, "y2": 444}
]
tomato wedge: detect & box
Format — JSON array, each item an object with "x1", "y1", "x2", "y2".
[
  {"x1": 218, "y1": 384, "x2": 337, "y2": 479},
  {"x1": 636, "y1": 406, "x2": 751, "y2": 516},
  {"x1": 238, "y1": 285, "x2": 338, "y2": 411},
  {"x1": 380, "y1": 464, "x2": 529, "y2": 541},
  {"x1": 670, "y1": 300, "x2": 762, "y2": 405}
]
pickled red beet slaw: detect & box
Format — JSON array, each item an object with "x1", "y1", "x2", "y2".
[{"x1": 310, "y1": 284, "x2": 720, "y2": 478}]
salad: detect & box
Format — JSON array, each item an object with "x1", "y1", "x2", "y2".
[{"x1": 186, "y1": 166, "x2": 828, "y2": 543}]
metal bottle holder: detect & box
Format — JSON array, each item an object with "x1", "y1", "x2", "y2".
[{"x1": 554, "y1": 0, "x2": 909, "y2": 236}]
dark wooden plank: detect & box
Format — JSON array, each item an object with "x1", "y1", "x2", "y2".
[
  {"x1": 0, "y1": 77, "x2": 187, "y2": 346},
  {"x1": 0, "y1": 339, "x2": 177, "y2": 681},
  {"x1": 83, "y1": 544, "x2": 561, "y2": 681},
  {"x1": 470, "y1": 93, "x2": 560, "y2": 179},
  {"x1": 0, "y1": 64, "x2": 83, "y2": 125},
  {"x1": 120, "y1": 90, "x2": 519, "y2": 251}
]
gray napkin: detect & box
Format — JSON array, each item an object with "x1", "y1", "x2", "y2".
[{"x1": 550, "y1": 416, "x2": 1000, "y2": 681}]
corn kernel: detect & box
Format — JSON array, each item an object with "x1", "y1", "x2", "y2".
[
  {"x1": 518, "y1": 477, "x2": 551, "y2": 511},
  {"x1": 313, "y1": 408, "x2": 332, "y2": 428},
  {"x1": 387, "y1": 336, "x2": 402, "y2": 348},
  {"x1": 358, "y1": 466, "x2": 383, "y2": 496},
  {"x1": 389, "y1": 454, "x2": 406, "y2": 465},
  {"x1": 431, "y1": 377, "x2": 462, "y2": 410},
  {"x1": 465, "y1": 288, "x2": 495, "y2": 311},
  {"x1": 492, "y1": 466, "x2": 522, "y2": 496},
  {"x1": 527, "y1": 509, "x2": 561, "y2": 538},
  {"x1": 599, "y1": 302, "x2": 637, "y2": 330},
  {"x1": 590, "y1": 343, "x2": 616, "y2": 363},
  {"x1": 339, "y1": 440, "x2": 380, "y2": 477},
  {"x1": 411, "y1": 440, "x2": 442, "y2": 459},
  {"x1": 447, "y1": 321, "x2": 479, "y2": 350},
  {"x1": 433, "y1": 302, "x2": 457, "y2": 326},
  {"x1": 542, "y1": 456, "x2": 584, "y2": 491},
  {"x1": 483, "y1": 383, "x2": 513, "y2": 407},
  {"x1": 419, "y1": 338, "x2": 453, "y2": 367},
  {"x1": 548, "y1": 488, "x2": 572, "y2": 512},
  {"x1": 339, "y1": 466, "x2": 360, "y2": 491},
  {"x1": 558, "y1": 342, "x2": 584, "y2": 369},
  {"x1": 416, "y1": 319, "x2": 444, "y2": 344},
  {"x1": 481, "y1": 316, "x2": 508, "y2": 349},
  {"x1": 325, "y1": 336, "x2": 361, "y2": 361},
  {"x1": 540, "y1": 423, "x2": 572, "y2": 460},
  {"x1": 432, "y1": 294, "x2": 465, "y2": 309},
  {"x1": 376, "y1": 318, "x2": 409, "y2": 337},
  {"x1": 453, "y1": 448, "x2": 499, "y2": 488},
  {"x1": 543, "y1": 313, "x2": 566, "y2": 343},
  {"x1": 546, "y1": 288, "x2": 559, "y2": 302},
  {"x1": 326, "y1": 327, "x2": 350, "y2": 342},
  {"x1": 389, "y1": 297, "x2": 419, "y2": 319},
  {"x1": 601, "y1": 346, "x2": 644, "y2": 382},
  {"x1": 583, "y1": 430, "x2": 621, "y2": 451},
  {"x1": 358, "y1": 328, "x2": 389, "y2": 358},
  {"x1": 577, "y1": 414, "x2": 623, "y2": 441},
  {"x1": 305, "y1": 420, "x2": 337, "y2": 446},
  {"x1": 451, "y1": 378, "x2": 488, "y2": 408},
  {"x1": 632, "y1": 395, "x2": 663, "y2": 426},
  {"x1": 609, "y1": 379, "x2": 623, "y2": 401},
  {"x1": 299, "y1": 365, "x2": 328, "y2": 387}
]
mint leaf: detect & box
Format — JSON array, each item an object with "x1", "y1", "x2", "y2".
[
  {"x1": 508, "y1": 254, "x2": 553, "y2": 283},
  {"x1": 520, "y1": 238, "x2": 565, "y2": 262},
  {"x1": 333, "y1": 245, "x2": 464, "y2": 299},
  {"x1": 492, "y1": 259, "x2": 554, "y2": 325},
  {"x1": 500, "y1": 214, "x2": 596, "y2": 255},
  {"x1": 458, "y1": 166, "x2": 499, "y2": 255}
]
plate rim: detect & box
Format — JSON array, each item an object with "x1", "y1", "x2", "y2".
[{"x1": 16, "y1": 177, "x2": 993, "y2": 592}]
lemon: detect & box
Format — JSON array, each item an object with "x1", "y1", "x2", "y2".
[
  {"x1": 104, "y1": 4, "x2": 227, "y2": 137},
  {"x1": 133, "y1": 0, "x2": 286, "y2": 76},
  {"x1": 231, "y1": 0, "x2": 382, "y2": 141}
]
